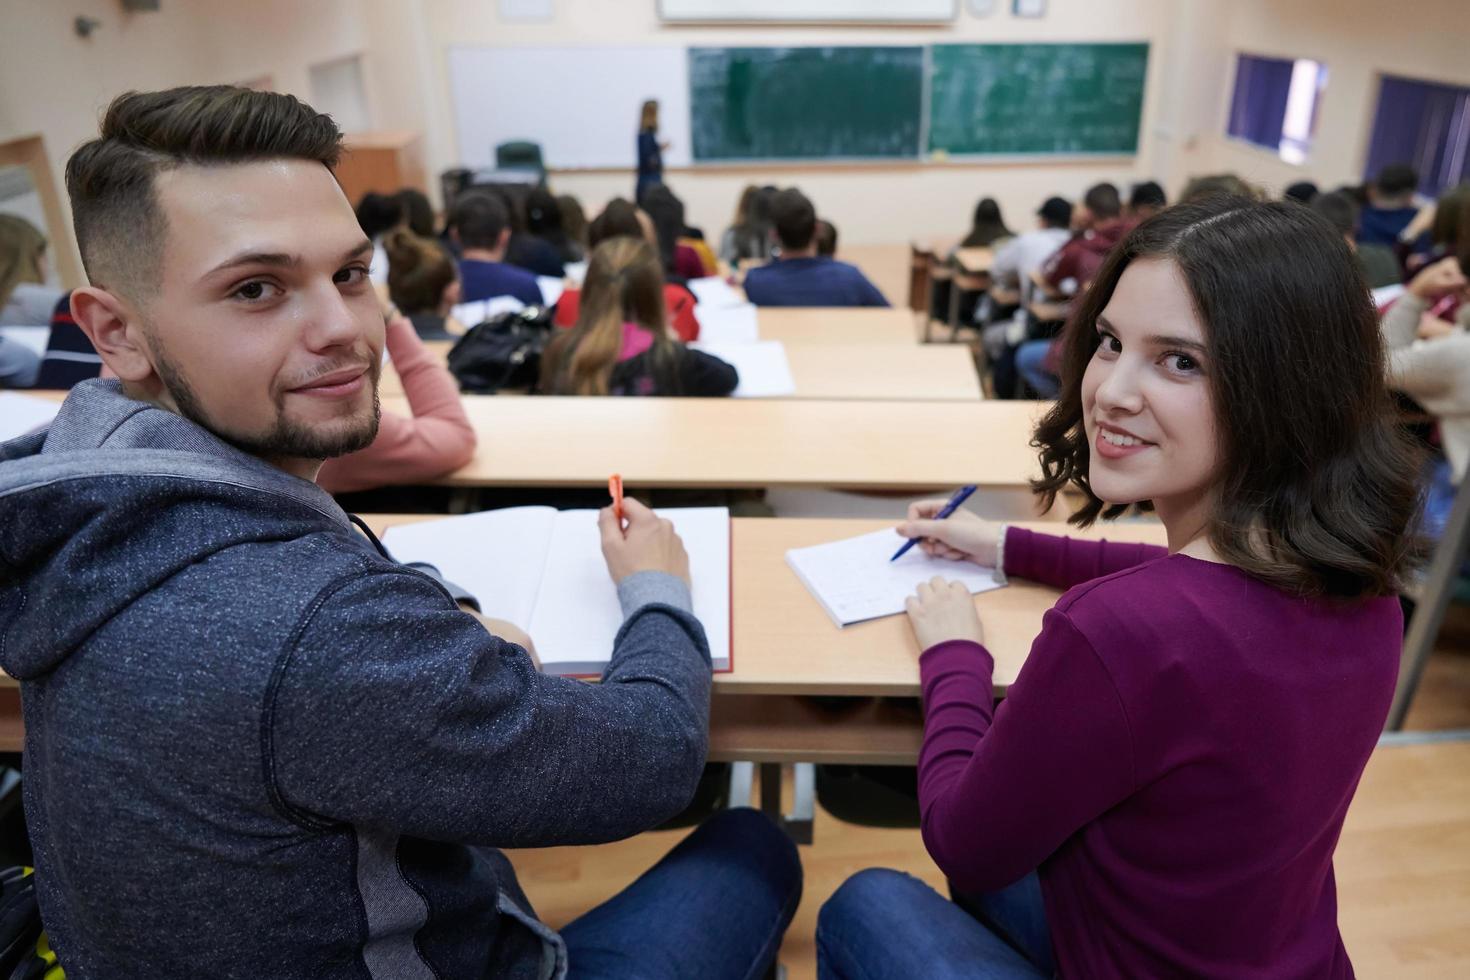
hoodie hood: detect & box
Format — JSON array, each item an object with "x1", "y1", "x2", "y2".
[{"x1": 0, "y1": 379, "x2": 351, "y2": 681}]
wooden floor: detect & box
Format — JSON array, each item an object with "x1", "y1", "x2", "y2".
[{"x1": 507, "y1": 644, "x2": 1470, "y2": 979}]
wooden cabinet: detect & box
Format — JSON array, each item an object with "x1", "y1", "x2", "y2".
[{"x1": 333, "y1": 130, "x2": 426, "y2": 205}]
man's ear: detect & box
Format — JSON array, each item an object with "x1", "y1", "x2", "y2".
[
  {"x1": 448, "y1": 226, "x2": 462, "y2": 246},
  {"x1": 70, "y1": 287, "x2": 155, "y2": 383},
  {"x1": 497, "y1": 227, "x2": 511, "y2": 251}
]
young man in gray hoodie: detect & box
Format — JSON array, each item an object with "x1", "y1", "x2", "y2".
[{"x1": 0, "y1": 85, "x2": 799, "y2": 979}]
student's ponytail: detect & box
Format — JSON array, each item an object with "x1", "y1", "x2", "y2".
[{"x1": 384, "y1": 228, "x2": 456, "y2": 316}]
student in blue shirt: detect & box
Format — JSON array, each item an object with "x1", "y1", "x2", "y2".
[
  {"x1": 743, "y1": 188, "x2": 890, "y2": 308},
  {"x1": 447, "y1": 191, "x2": 543, "y2": 307},
  {"x1": 1359, "y1": 163, "x2": 1422, "y2": 248}
]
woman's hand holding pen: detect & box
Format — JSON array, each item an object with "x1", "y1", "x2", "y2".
[{"x1": 897, "y1": 500, "x2": 1002, "y2": 568}]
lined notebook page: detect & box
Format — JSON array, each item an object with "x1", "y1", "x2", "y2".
[
  {"x1": 381, "y1": 506, "x2": 560, "y2": 629},
  {"x1": 693, "y1": 303, "x2": 759, "y2": 344},
  {"x1": 0, "y1": 393, "x2": 62, "y2": 442},
  {"x1": 690, "y1": 340, "x2": 796, "y2": 397},
  {"x1": 786, "y1": 528, "x2": 1005, "y2": 628},
  {"x1": 529, "y1": 507, "x2": 731, "y2": 673}
]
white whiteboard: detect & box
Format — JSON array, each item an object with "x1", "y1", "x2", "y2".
[
  {"x1": 658, "y1": 0, "x2": 955, "y2": 21},
  {"x1": 448, "y1": 46, "x2": 693, "y2": 170}
]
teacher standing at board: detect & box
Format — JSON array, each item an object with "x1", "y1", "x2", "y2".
[{"x1": 636, "y1": 99, "x2": 668, "y2": 205}]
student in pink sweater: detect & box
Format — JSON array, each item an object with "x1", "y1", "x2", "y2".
[
  {"x1": 316, "y1": 308, "x2": 475, "y2": 494},
  {"x1": 817, "y1": 198, "x2": 1425, "y2": 979}
]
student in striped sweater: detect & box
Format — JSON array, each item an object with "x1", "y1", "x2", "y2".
[{"x1": 818, "y1": 197, "x2": 1424, "y2": 979}]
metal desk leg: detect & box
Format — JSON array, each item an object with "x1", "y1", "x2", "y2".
[
  {"x1": 1388, "y1": 474, "x2": 1470, "y2": 729},
  {"x1": 757, "y1": 762, "x2": 814, "y2": 845}
]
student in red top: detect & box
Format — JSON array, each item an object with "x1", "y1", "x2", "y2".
[
  {"x1": 1039, "y1": 182, "x2": 1136, "y2": 297},
  {"x1": 553, "y1": 199, "x2": 700, "y2": 341}
]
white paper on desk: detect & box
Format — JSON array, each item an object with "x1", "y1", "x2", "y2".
[
  {"x1": 0, "y1": 326, "x2": 48, "y2": 357},
  {"x1": 786, "y1": 528, "x2": 1006, "y2": 628},
  {"x1": 1372, "y1": 283, "x2": 1407, "y2": 309},
  {"x1": 691, "y1": 340, "x2": 796, "y2": 398},
  {"x1": 381, "y1": 506, "x2": 731, "y2": 675},
  {"x1": 0, "y1": 393, "x2": 61, "y2": 442},
  {"x1": 451, "y1": 296, "x2": 526, "y2": 327},
  {"x1": 694, "y1": 303, "x2": 759, "y2": 344},
  {"x1": 536, "y1": 276, "x2": 566, "y2": 308},
  {"x1": 687, "y1": 276, "x2": 742, "y2": 309},
  {"x1": 563, "y1": 260, "x2": 588, "y2": 286}
]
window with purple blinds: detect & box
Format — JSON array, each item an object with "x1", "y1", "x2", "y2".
[
  {"x1": 1364, "y1": 75, "x2": 1470, "y2": 195},
  {"x1": 1228, "y1": 54, "x2": 1295, "y2": 150}
]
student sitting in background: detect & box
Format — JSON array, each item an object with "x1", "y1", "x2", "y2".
[
  {"x1": 1310, "y1": 190, "x2": 1402, "y2": 288},
  {"x1": 815, "y1": 218, "x2": 837, "y2": 257},
  {"x1": 821, "y1": 197, "x2": 1424, "y2": 979},
  {"x1": 553, "y1": 199, "x2": 701, "y2": 341},
  {"x1": 448, "y1": 191, "x2": 543, "y2": 307},
  {"x1": 744, "y1": 188, "x2": 889, "y2": 307},
  {"x1": 525, "y1": 185, "x2": 581, "y2": 265},
  {"x1": 541, "y1": 237, "x2": 736, "y2": 397},
  {"x1": 1038, "y1": 182, "x2": 1135, "y2": 299},
  {"x1": 555, "y1": 193, "x2": 589, "y2": 262},
  {"x1": 1127, "y1": 180, "x2": 1167, "y2": 221},
  {"x1": 355, "y1": 191, "x2": 403, "y2": 286},
  {"x1": 642, "y1": 184, "x2": 709, "y2": 280},
  {"x1": 985, "y1": 197, "x2": 1074, "y2": 397},
  {"x1": 492, "y1": 187, "x2": 565, "y2": 279},
  {"x1": 394, "y1": 187, "x2": 436, "y2": 238},
  {"x1": 385, "y1": 227, "x2": 462, "y2": 340},
  {"x1": 0, "y1": 215, "x2": 65, "y2": 327},
  {"x1": 720, "y1": 184, "x2": 774, "y2": 266},
  {"x1": 1405, "y1": 182, "x2": 1469, "y2": 276},
  {"x1": 1178, "y1": 173, "x2": 1260, "y2": 204},
  {"x1": 34, "y1": 294, "x2": 104, "y2": 388},
  {"x1": 1381, "y1": 257, "x2": 1470, "y2": 477},
  {"x1": 1360, "y1": 163, "x2": 1422, "y2": 248},
  {"x1": 957, "y1": 197, "x2": 1014, "y2": 249},
  {"x1": 1283, "y1": 180, "x2": 1319, "y2": 204}
]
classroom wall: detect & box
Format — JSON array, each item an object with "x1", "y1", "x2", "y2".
[
  {"x1": 416, "y1": 0, "x2": 1177, "y2": 246},
  {"x1": 0, "y1": 0, "x2": 419, "y2": 287},
  {"x1": 1164, "y1": 0, "x2": 1470, "y2": 198}
]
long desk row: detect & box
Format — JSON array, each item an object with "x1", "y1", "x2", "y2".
[
  {"x1": 0, "y1": 517, "x2": 1168, "y2": 762},
  {"x1": 381, "y1": 394, "x2": 1049, "y2": 491}
]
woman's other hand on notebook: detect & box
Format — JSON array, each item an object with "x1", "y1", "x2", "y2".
[
  {"x1": 898, "y1": 501, "x2": 1001, "y2": 567},
  {"x1": 904, "y1": 576, "x2": 984, "y2": 651},
  {"x1": 599, "y1": 498, "x2": 691, "y2": 586}
]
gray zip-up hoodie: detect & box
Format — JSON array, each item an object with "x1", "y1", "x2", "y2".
[{"x1": 0, "y1": 380, "x2": 712, "y2": 979}]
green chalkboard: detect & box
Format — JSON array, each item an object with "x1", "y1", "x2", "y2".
[
  {"x1": 927, "y1": 43, "x2": 1149, "y2": 156},
  {"x1": 689, "y1": 46, "x2": 923, "y2": 161}
]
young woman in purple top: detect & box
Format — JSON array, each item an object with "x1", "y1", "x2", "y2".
[{"x1": 817, "y1": 197, "x2": 1424, "y2": 979}]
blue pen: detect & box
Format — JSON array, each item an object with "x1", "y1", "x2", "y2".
[{"x1": 890, "y1": 484, "x2": 978, "y2": 562}]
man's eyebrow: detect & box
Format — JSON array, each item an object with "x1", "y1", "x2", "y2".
[{"x1": 204, "y1": 240, "x2": 373, "y2": 279}]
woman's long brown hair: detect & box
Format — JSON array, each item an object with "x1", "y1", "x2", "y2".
[{"x1": 541, "y1": 237, "x2": 671, "y2": 396}]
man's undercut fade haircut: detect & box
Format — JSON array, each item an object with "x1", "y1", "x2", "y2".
[
  {"x1": 448, "y1": 192, "x2": 510, "y2": 251},
  {"x1": 66, "y1": 86, "x2": 344, "y2": 297}
]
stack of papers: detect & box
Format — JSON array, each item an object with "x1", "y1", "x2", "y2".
[
  {"x1": 691, "y1": 340, "x2": 796, "y2": 398},
  {"x1": 786, "y1": 528, "x2": 1006, "y2": 628},
  {"x1": 0, "y1": 392, "x2": 62, "y2": 442}
]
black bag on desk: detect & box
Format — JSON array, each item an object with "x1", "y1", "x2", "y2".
[{"x1": 446, "y1": 306, "x2": 554, "y2": 394}]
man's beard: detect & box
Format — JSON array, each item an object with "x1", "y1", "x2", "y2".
[{"x1": 153, "y1": 344, "x2": 382, "y2": 462}]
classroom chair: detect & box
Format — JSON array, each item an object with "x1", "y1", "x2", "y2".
[{"x1": 494, "y1": 141, "x2": 546, "y2": 181}]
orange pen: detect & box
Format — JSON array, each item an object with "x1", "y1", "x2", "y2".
[{"x1": 608, "y1": 474, "x2": 625, "y2": 528}]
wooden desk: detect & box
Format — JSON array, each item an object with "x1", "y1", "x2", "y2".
[
  {"x1": 754, "y1": 308, "x2": 920, "y2": 345},
  {"x1": 381, "y1": 337, "x2": 977, "y2": 401},
  {"x1": 381, "y1": 395, "x2": 1048, "y2": 490}
]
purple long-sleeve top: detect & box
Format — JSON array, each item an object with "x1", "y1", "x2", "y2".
[{"x1": 918, "y1": 528, "x2": 1401, "y2": 978}]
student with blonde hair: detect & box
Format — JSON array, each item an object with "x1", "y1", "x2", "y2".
[
  {"x1": 541, "y1": 237, "x2": 736, "y2": 397},
  {"x1": 0, "y1": 214, "x2": 64, "y2": 326}
]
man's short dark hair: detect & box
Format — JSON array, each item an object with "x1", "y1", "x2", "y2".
[
  {"x1": 771, "y1": 188, "x2": 817, "y2": 251},
  {"x1": 1309, "y1": 190, "x2": 1360, "y2": 237},
  {"x1": 1129, "y1": 181, "x2": 1167, "y2": 210},
  {"x1": 1037, "y1": 196, "x2": 1073, "y2": 229},
  {"x1": 65, "y1": 86, "x2": 343, "y2": 297},
  {"x1": 355, "y1": 192, "x2": 403, "y2": 240},
  {"x1": 1375, "y1": 164, "x2": 1419, "y2": 198},
  {"x1": 1083, "y1": 183, "x2": 1122, "y2": 220},
  {"x1": 1283, "y1": 181, "x2": 1319, "y2": 204},
  {"x1": 448, "y1": 192, "x2": 510, "y2": 250},
  {"x1": 814, "y1": 219, "x2": 837, "y2": 257}
]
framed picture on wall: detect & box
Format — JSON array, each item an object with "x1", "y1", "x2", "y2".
[{"x1": 1013, "y1": 0, "x2": 1046, "y2": 17}]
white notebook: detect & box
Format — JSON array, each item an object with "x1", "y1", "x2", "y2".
[
  {"x1": 693, "y1": 302, "x2": 760, "y2": 344},
  {"x1": 690, "y1": 340, "x2": 796, "y2": 398},
  {"x1": 0, "y1": 392, "x2": 62, "y2": 442},
  {"x1": 536, "y1": 276, "x2": 566, "y2": 308},
  {"x1": 382, "y1": 506, "x2": 731, "y2": 675},
  {"x1": 687, "y1": 276, "x2": 743, "y2": 309},
  {"x1": 786, "y1": 528, "x2": 1006, "y2": 628}
]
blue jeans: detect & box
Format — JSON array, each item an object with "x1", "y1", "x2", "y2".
[
  {"x1": 817, "y1": 869, "x2": 1054, "y2": 979},
  {"x1": 1015, "y1": 340, "x2": 1060, "y2": 399},
  {"x1": 561, "y1": 807, "x2": 803, "y2": 979}
]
